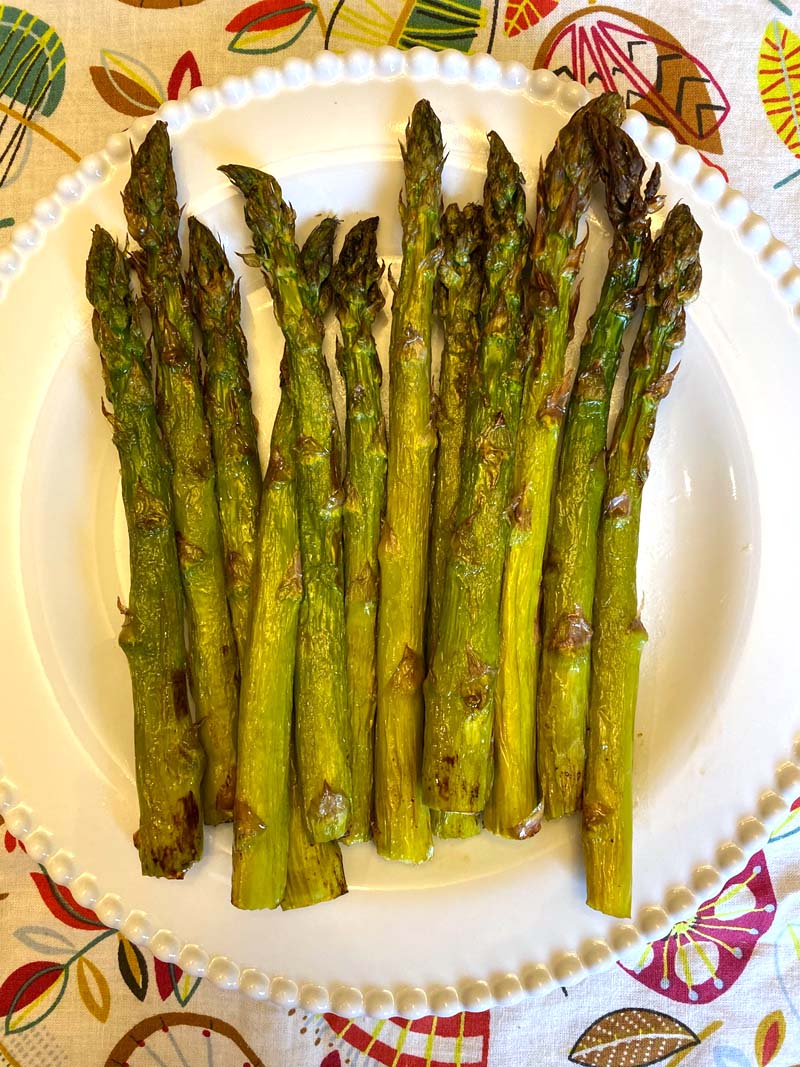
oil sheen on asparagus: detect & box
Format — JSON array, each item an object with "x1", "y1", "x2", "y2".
[
  {"x1": 486, "y1": 92, "x2": 625, "y2": 839},
  {"x1": 187, "y1": 217, "x2": 262, "y2": 663},
  {"x1": 423, "y1": 132, "x2": 529, "y2": 814},
  {"x1": 222, "y1": 164, "x2": 352, "y2": 843},
  {"x1": 537, "y1": 117, "x2": 661, "y2": 820},
  {"x1": 583, "y1": 204, "x2": 702, "y2": 918},
  {"x1": 86, "y1": 226, "x2": 205, "y2": 878},
  {"x1": 331, "y1": 218, "x2": 388, "y2": 844},
  {"x1": 374, "y1": 100, "x2": 443, "y2": 863},
  {"x1": 123, "y1": 121, "x2": 239, "y2": 826}
]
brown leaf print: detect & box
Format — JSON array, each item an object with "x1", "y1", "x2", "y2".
[
  {"x1": 569, "y1": 1008, "x2": 700, "y2": 1067},
  {"x1": 90, "y1": 50, "x2": 164, "y2": 117}
]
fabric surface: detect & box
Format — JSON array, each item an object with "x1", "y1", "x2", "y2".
[{"x1": 1, "y1": 2, "x2": 799, "y2": 1065}]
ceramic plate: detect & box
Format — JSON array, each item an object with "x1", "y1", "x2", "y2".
[{"x1": 1, "y1": 47, "x2": 799, "y2": 1019}]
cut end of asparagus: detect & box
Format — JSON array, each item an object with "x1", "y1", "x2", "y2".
[
  {"x1": 430, "y1": 809, "x2": 482, "y2": 840},
  {"x1": 122, "y1": 120, "x2": 180, "y2": 255}
]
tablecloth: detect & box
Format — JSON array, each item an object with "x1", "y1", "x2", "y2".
[{"x1": 1, "y1": 2, "x2": 799, "y2": 1065}]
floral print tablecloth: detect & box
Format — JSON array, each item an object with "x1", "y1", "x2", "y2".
[{"x1": 1, "y1": 2, "x2": 799, "y2": 1065}]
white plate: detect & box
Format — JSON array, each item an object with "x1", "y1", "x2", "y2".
[{"x1": 1, "y1": 47, "x2": 799, "y2": 1020}]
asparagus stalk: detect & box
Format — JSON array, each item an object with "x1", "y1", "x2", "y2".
[
  {"x1": 231, "y1": 220, "x2": 339, "y2": 908},
  {"x1": 374, "y1": 101, "x2": 443, "y2": 863},
  {"x1": 282, "y1": 746, "x2": 348, "y2": 909},
  {"x1": 537, "y1": 119, "x2": 661, "y2": 820},
  {"x1": 427, "y1": 202, "x2": 484, "y2": 663},
  {"x1": 187, "y1": 218, "x2": 262, "y2": 663},
  {"x1": 487, "y1": 92, "x2": 625, "y2": 839},
  {"x1": 584, "y1": 204, "x2": 702, "y2": 917},
  {"x1": 331, "y1": 217, "x2": 388, "y2": 844},
  {"x1": 86, "y1": 226, "x2": 205, "y2": 877},
  {"x1": 231, "y1": 385, "x2": 300, "y2": 909},
  {"x1": 123, "y1": 121, "x2": 239, "y2": 825},
  {"x1": 221, "y1": 163, "x2": 351, "y2": 843},
  {"x1": 430, "y1": 810, "x2": 482, "y2": 839},
  {"x1": 422, "y1": 132, "x2": 529, "y2": 814}
]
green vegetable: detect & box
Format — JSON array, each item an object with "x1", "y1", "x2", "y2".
[
  {"x1": 282, "y1": 746, "x2": 348, "y2": 909},
  {"x1": 537, "y1": 117, "x2": 661, "y2": 820},
  {"x1": 331, "y1": 217, "x2": 388, "y2": 844},
  {"x1": 430, "y1": 810, "x2": 482, "y2": 839},
  {"x1": 374, "y1": 100, "x2": 443, "y2": 863},
  {"x1": 231, "y1": 386, "x2": 300, "y2": 910},
  {"x1": 423, "y1": 132, "x2": 529, "y2": 814},
  {"x1": 123, "y1": 121, "x2": 239, "y2": 826},
  {"x1": 187, "y1": 217, "x2": 262, "y2": 663},
  {"x1": 584, "y1": 204, "x2": 702, "y2": 917},
  {"x1": 222, "y1": 161, "x2": 351, "y2": 843},
  {"x1": 427, "y1": 201, "x2": 484, "y2": 663},
  {"x1": 488, "y1": 92, "x2": 625, "y2": 839},
  {"x1": 86, "y1": 225, "x2": 205, "y2": 878}
]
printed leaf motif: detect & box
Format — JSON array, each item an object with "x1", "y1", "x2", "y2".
[
  {"x1": 76, "y1": 957, "x2": 110, "y2": 1024},
  {"x1": 226, "y1": 0, "x2": 318, "y2": 55},
  {"x1": 620, "y1": 851, "x2": 776, "y2": 1003},
  {"x1": 759, "y1": 19, "x2": 800, "y2": 160},
  {"x1": 153, "y1": 958, "x2": 200, "y2": 1005},
  {"x1": 168, "y1": 50, "x2": 202, "y2": 99},
  {"x1": 325, "y1": 0, "x2": 482, "y2": 53},
  {"x1": 90, "y1": 49, "x2": 164, "y2": 117},
  {"x1": 570, "y1": 1009, "x2": 699, "y2": 1067},
  {"x1": 324, "y1": 1011, "x2": 490, "y2": 1067},
  {"x1": 0, "y1": 961, "x2": 67, "y2": 1035},
  {"x1": 0, "y1": 7, "x2": 66, "y2": 117},
  {"x1": 30, "y1": 870, "x2": 106, "y2": 931},
  {"x1": 755, "y1": 1010, "x2": 785, "y2": 1066},
  {"x1": 504, "y1": 0, "x2": 558, "y2": 38},
  {"x1": 535, "y1": 6, "x2": 728, "y2": 155},
  {"x1": 13, "y1": 925, "x2": 75, "y2": 957},
  {"x1": 117, "y1": 935, "x2": 149, "y2": 1001}
]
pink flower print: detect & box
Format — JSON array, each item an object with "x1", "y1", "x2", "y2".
[{"x1": 620, "y1": 851, "x2": 776, "y2": 1003}]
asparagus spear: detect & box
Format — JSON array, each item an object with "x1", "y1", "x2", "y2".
[
  {"x1": 282, "y1": 747, "x2": 348, "y2": 910},
  {"x1": 430, "y1": 810, "x2": 482, "y2": 839},
  {"x1": 231, "y1": 385, "x2": 300, "y2": 910},
  {"x1": 123, "y1": 121, "x2": 239, "y2": 825},
  {"x1": 537, "y1": 119, "x2": 661, "y2": 820},
  {"x1": 231, "y1": 220, "x2": 339, "y2": 908},
  {"x1": 331, "y1": 217, "x2": 388, "y2": 844},
  {"x1": 422, "y1": 132, "x2": 529, "y2": 815},
  {"x1": 374, "y1": 100, "x2": 443, "y2": 863},
  {"x1": 221, "y1": 163, "x2": 351, "y2": 843},
  {"x1": 487, "y1": 92, "x2": 625, "y2": 839},
  {"x1": 427, "y1": 202, "x2": 484, "y2": 663},
  {"x1": 86, "y1": 226, "x2": 205, "y2": 878},
  {"x1": 584, "y1": 204, "x2": 702, "y2": 917},
  {"x1": 187, "y1": 217, "x2": 262, "y2": 663}
]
